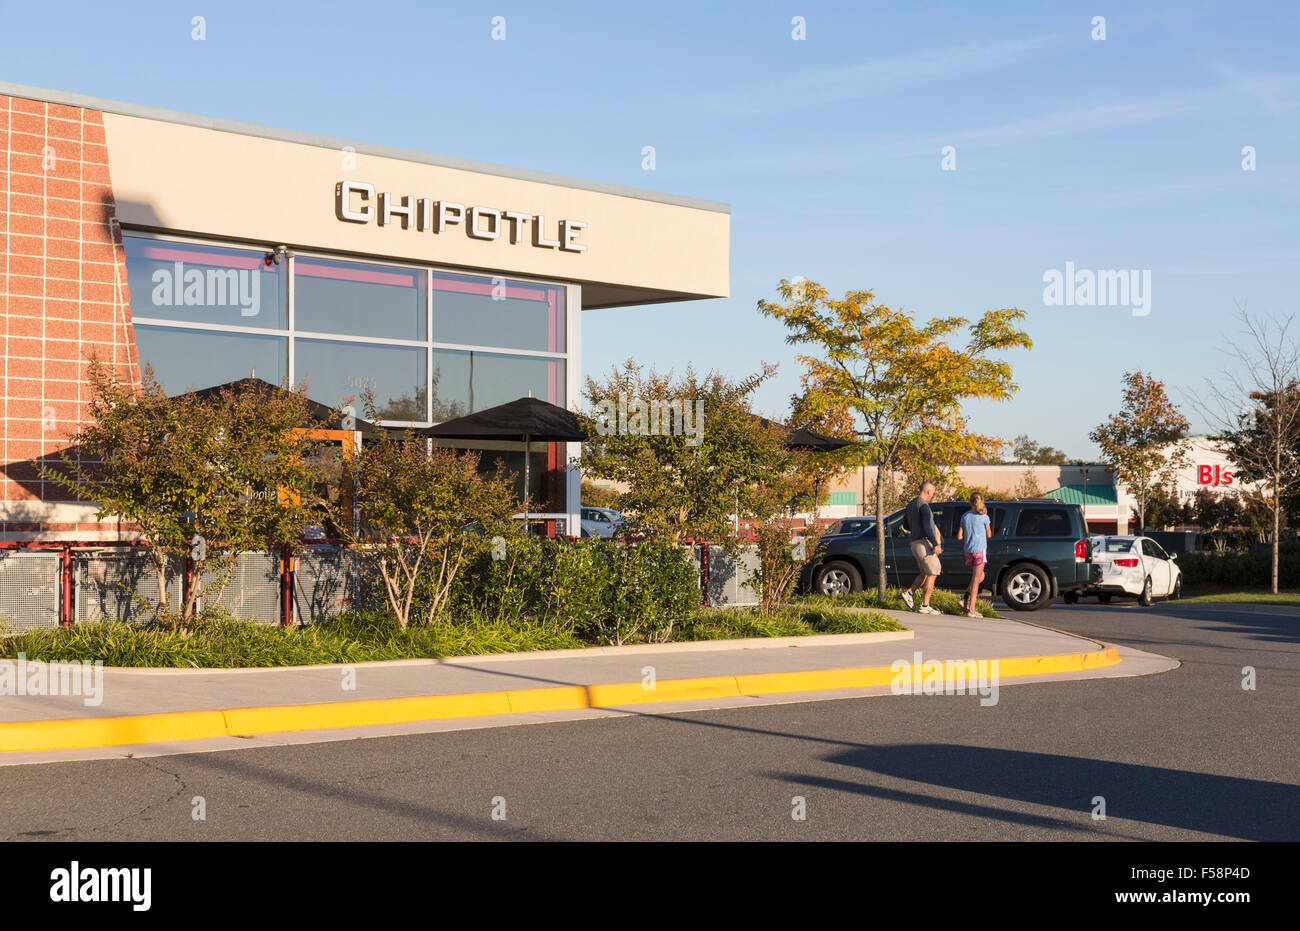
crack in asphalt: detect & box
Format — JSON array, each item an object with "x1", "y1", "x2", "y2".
[{"x1": 88, "y1": 756, "x2": 192, "y2": 840}]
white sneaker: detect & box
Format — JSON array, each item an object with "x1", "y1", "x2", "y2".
[
  {"x1": 920, "y1": 605, "x2": 940, "y2": 615},
  {"x1": 901, "y1": 590, "x2": 915, "y2": 609}
]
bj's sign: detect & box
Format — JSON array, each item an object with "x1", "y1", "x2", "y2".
[
  {"x1": 334, "y1": 180, "x2": 587, "y2": 252},
  {"x1": 1198, "y1": 464, "x2": 1234, "y2": 487}
]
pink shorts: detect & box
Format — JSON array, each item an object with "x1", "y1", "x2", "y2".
[{"x1": 964, "y1": 551, "x2": 987, "y2": 568}]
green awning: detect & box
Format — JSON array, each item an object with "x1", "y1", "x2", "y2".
[{"x1": 1044, "y1": 483, "x2": 1118, "y2": 506}]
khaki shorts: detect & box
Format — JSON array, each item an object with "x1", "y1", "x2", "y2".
[{"x1": 910, "y1": 540, "x2": 941, "y2": 576}]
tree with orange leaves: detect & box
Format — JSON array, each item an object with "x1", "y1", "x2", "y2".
[{"x1": 759, "y1": 278, "x2": 1031, "y2": 597}]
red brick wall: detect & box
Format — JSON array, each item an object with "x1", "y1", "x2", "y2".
[{"x1": 1, "y1": 94, "x2": 140, "y2": 538}]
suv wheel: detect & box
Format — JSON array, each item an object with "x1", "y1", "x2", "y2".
[
  {"x1": 1002, "y1": 563, "x2": 1052, "y2": 611},
  {"x1": 814, "y1": 561, "x2": 862, "y2": 596},
  {"x1": 1138, "y1": 576, "x2": 1154, "y2": 607}
]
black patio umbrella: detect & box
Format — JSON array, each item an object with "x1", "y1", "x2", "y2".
[
  {"x1": 755, "y1": 416, "x2": 854, "y2": 452},
  {"x1": 784, "y1": 427, "x2": 854, "y2": 452},
  {"x1": 777, "y1": 426, "x2": 857, "y2": 526},
  {"x1": 187, "y1": 377, "x2": 378, "y2": 435},
  {"x1": 421, "y1": 396, "x2": 588, "y2": 520}
]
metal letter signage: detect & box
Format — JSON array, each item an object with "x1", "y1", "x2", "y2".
[{"x1": 335, "y1": 181, "x2": 587, "y2": 252}]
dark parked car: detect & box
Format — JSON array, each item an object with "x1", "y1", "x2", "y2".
[
  {"x1": 800, "y1": 498, "x2": 1098, "y2": 611},
  {"x1": 824, "y1": 517, "x2": 875, "y2": 536}
]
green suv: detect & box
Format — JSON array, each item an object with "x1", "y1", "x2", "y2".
[{"x1": 801, "y1": 498, "x2": 1098, "y2": 611}]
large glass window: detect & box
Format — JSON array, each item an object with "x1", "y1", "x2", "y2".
[
  {"x1": 433, "y1": 272, "x2": 565, "y2": 352},
  {"x1": 431, "y1": 350, "x2": 564, "y2": 421},
  {"x1": 124, "y1": 236, "x2": 570, "y2": 436},
  {"x1": 438, "y1": 442, "x2": 564, "y2": 512},
  {"x1": 296, "y1": 340, "x2": 427, "y2": 422},
  {"x1": 294, "y1": 257, "x2": 426, "y2": 340},
  {"x1": 135, "y1": 327, "x2": 287, "y2": 394},
  {"x1": 124, "y1": 236, "x2": 286, "y2": 329}
]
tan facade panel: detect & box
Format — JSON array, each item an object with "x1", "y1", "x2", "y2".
[{"x1": 102, "y1": 113, "x2": 729, "y2": 307}]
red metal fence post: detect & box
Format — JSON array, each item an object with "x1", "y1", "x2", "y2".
[
  {"x1": 699, "y1": 540, "x2": 710, "y2": 608},
  {"x1": 280, "y1": 543, "x2": 294, "y2": 627},
  {"x1": 60, "y1": 544, "x2": 73, "y2": 628}
]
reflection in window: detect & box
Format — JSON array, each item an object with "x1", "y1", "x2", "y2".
[
  {"x1": 433, "y1": 272, "x2": 564, "y2": 352},
  {"x1": 134, "y1": 327, "x2": 286, "y2": 394},
  {"x1": 294, "y1": 257, "x2": 427, "y2": 340},
  {"x1": 430, "y1": 350, "x2": 564, "y2": 421},
  {"x1": 295, "y1": 339, "x2": 427, "y2": 422},
  {"x1": 123, "y1": 236, "x2": 286, "y2": 329},
  {"x1": 437, "y1": 442, "x2": 563, "y2": 513}
]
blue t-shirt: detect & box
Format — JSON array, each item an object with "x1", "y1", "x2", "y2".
[{"x1": 960, "y1": 511, "x2": 990, "y2": 553}]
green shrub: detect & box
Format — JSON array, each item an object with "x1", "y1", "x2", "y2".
[
  {"x1": 0, "y1": 609, "x2": 586, "y2": 667},
  {"x1": 2, "y1": 603, "x2": 904, "y2": 668},
  {"x1": 1177, "y1": 545, "x2": 1300, "y2": 588},
  {"x1": 450, "y1": 538, "x2": 700, "y2": 644}
]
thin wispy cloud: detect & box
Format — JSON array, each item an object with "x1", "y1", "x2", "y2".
[
  {"x1": 677, "y1": 81, "x2": 1289, "y2": 176},
  {"x1": 1203, "y1": 60, "x2": 1300, "y2": 116},
  {"x1": 687, "y1": 33, "x2": 1060, "y2": 117}
]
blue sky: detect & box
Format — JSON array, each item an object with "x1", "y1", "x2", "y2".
[{"x1": 7, "y1": 0, "x2": 1298, "y2": 457}]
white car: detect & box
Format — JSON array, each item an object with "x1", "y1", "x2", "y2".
[
  {"x1": 1081, "y1": 535, "x2": 1183, "y2": 605},
  {"x1": 580, "y1": 507, "x2": 625, "y2": 539}
]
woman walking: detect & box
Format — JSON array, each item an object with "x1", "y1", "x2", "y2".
[{"x1": 956, "y1": 492, "x2": 993, "y2": 618}]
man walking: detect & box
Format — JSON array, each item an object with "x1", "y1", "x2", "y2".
[{"x1": 901, "y1": 480, "x2": 942, "y2": 614}]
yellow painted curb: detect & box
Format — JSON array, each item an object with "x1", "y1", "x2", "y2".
[{"x1": 0, "y1": 646, "x2": 1120, "y2": 752}]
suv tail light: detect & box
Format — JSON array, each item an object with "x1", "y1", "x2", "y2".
[
  {"x1": 1113, "y1": 558, "x2": 1139, "y2": 568},
  {"x1": 1075, "y1": 539, "x2": 1088, "y2": 559}
]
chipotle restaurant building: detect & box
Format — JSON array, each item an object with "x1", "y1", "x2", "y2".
[{"x1": 0, "y1": 83, "x2": 730, "y2": 540}]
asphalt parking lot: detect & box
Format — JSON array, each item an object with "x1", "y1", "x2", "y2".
[{"x1": 0, "y1": 595, "x2": 1294, "y2": 841}]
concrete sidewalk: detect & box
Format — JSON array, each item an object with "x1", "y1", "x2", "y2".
[{"x1": 0, "y1": 610, "x2": 1178, "y2": 764}]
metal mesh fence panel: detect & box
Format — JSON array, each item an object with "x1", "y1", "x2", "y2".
[
  {"x1": 202, "y1": 553, "x2": 280, "y2": 624},
  {"x1": 11, "y1": 541, "x2": 760, "y2": 628},
  {"x1": 75, "y1": 551, "x2": 180, "y2": 624},
  {"x1": 0, "y1": 552, "x2": 62, "y2": 631},
  {"x1": 687, "y1": 544, "x2": 760, "y2": 607},
  {"x1": 294, "y1": 547, "x2": 359, "y2": 623}
]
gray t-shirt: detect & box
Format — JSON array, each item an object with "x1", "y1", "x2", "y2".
[{"x1": 906, "y1": 496, "x2": 940, "y2": 547}]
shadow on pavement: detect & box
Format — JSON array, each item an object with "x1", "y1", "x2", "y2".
[
  {"x1": 1050, "y1": 600, "x2": 1300, "y2": 647},
  {"x1": 800, "y1": 742, "x2": 1299, "y2": 840}
]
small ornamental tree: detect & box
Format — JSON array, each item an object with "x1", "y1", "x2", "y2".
[
  {"x1": 759, "y1": 278, "x2": 1031, "y2": 597},
  {"x1": 1013, "y1": 468, "x2": 1043, "y2": 499},
  {"x1": 579, "y1": 360, "x2": 790, "y2": 547},
  {"x1": 746, "y1": 471, "x2": 826, "y2": 615},
  {"x1": 1090, "y1": 371, "x2": 1190, "y2": 533},
  {"x1": 580, "y1": 480, "x2": 624, "y2": 512},
  {"x1": 337, "y1": 401, "x2": 518, "y2": 628},
  {"x1": 1142, "y1": 484, "x2": 1194, "y2": 530},
  {"x1": 47, "y1": 362, "x2": 331, "y2": 623},
  {"x1": 1195, "y1": 310, "x2": 1300, "y2": 591},
  {"x1": 787, "y1": 382, "x2": 857, "y2": 526},
  {"x1": 1192, "y1": 488, "x2": 1242, "y2": 549},
  {"x1": 1011, "y1": 435, "x2": 1068, "y2": 465}
]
